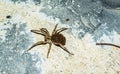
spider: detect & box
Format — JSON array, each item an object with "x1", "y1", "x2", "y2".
[{"x1": 28, "y1": 24, "x2": 74, "y2": 58}]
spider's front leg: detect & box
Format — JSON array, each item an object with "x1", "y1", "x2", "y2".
[
  {"x1": 28, "y1": 41, "x2": 47, "y2": 51},
  {"x1": 56, "y1": 28, "x2": 68, "y2": 34},
  {"x1": 31, "y1": 30, "x2": 45, "y2": 36}
]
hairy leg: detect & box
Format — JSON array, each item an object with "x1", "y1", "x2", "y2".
[
  {"x1": 47, "y1": 43, "x2": 52, "y2": 58},
  {"x1": 52, "y1": 24, "x2": 58, "y2": 35},
  {"x1": 28, "y1": 41, "x2": 47, "y2": 51},
  {"x1": 40, "y1": 28, "x2": 50, "y2": 35},
  {"x1": 40, "y1": 28, "x2": 50, "y2": 37},
  {"x1": 55, "y1": 43, "x2": 74, "y2": 55},
  {"x1": 31, "y1": 30, "x2": 45, "y2": 36},
  {"x1": 55, "y1": 28, "x2": 68, "y2": 34}
]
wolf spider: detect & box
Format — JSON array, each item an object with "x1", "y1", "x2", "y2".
[{"x1": 28, "y1": 24, "x2": 74, "y2": 58}]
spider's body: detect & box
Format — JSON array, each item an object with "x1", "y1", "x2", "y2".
[
  {"x1": 28, "y1": 24, "x2": 74, "y2": 58},
  {"x1": 51, "y1": 33, "x2": 66, "y2": 46}
]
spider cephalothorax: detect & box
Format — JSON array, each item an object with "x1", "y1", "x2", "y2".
[{"x1": 28, "y1": 24, "x2": 74, "y2": 58}]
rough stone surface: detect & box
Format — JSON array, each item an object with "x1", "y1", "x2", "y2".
[{"x1": 0, "y1": 0, "x2": 120, "y2": 74}]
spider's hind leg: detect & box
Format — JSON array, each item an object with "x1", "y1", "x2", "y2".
[{"x1": 56, "y1": 43, "x2": 74, "y2": 55}]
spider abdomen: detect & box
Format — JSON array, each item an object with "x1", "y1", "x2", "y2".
[{"x1": 51, "y1": 34, "x2": 66, "y2": 46}]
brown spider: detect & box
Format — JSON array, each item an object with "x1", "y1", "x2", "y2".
[{"x1": 28, "y1": 24, "x2": 74, "y2": 58}]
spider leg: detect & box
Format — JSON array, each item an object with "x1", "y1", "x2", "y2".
[
  {"x1": 28, "y1": 41, "x2": 47, "y2": 51},
  {"x1": 56, "y1": 43, "x2": 74, "y2": 55},
  {"x1": 40, "y1": 28, "x2": 50, "y2": 36},
  {"x1": 31, "y1": 30, "x2": 45, "y2": 36},
  {"x1": 52, "y1": 24, "x2": 58, "y2": 35},
  {"x1": 55, "y1": 28, "x2": 68, "y2": 34},
  {"x1": 47, "y1": 43, "x2": 52, "y2": 58}
]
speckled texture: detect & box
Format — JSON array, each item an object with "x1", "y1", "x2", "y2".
[
  {"x1": 0, "y1": 0, "x2": 120, "y2": 74},
  {"x1": 0, "y1": 14, "x2": 43, "y2": 74}
]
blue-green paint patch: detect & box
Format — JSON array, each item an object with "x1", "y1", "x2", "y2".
[
  {"x1": 39, "y1": 0, "x2": 120, "y2": 40},
  {"x1": 0, "y1": 19, "x2": 42, "y2": 74},
  {"x1": 5, "y1": 0, "x2": 120, "y2": 41}
]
